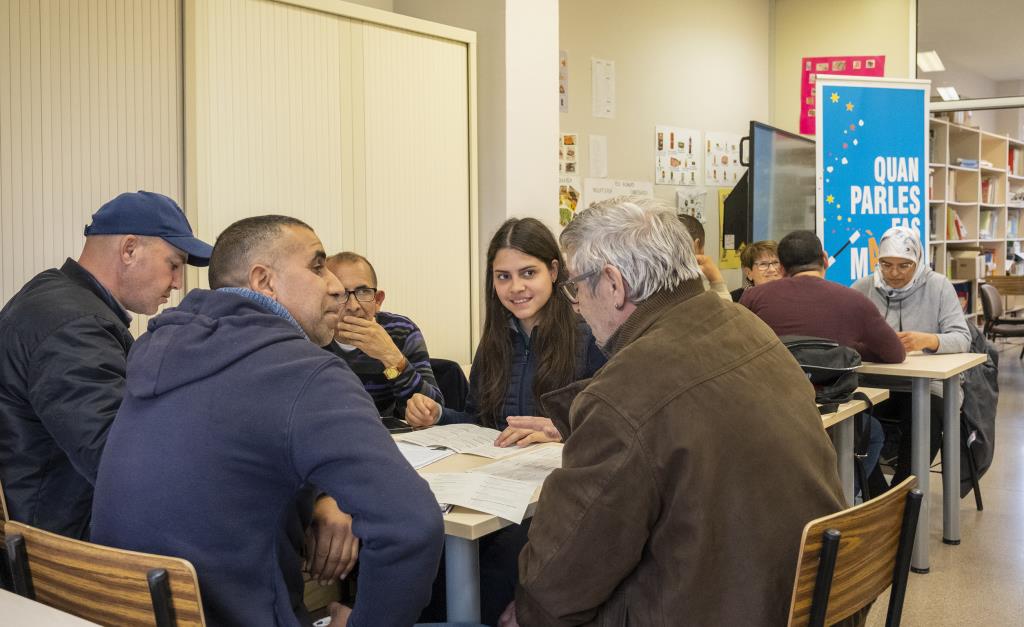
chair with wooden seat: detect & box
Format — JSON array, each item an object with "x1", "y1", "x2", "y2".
[
  {"x1": 980, "y1": 282, "x2": 1024, "y2": 358},
  {"x1": 787, "y1": 476, "x2": 922, "y2": 627},
  {"x1": 4, "y1": 521, "x2": 206, "y2": 626}
]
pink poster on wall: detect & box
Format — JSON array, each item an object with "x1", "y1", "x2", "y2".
[{"x1": 800, "y1": 55, "x2": 885, "y2": 135}]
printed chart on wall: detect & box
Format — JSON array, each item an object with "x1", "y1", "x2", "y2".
[
  {"x1": 816, "y1": 76, "x2": 928, "y2": 287},
  {"x1": 655, "y1": 126, "x2": 700, "y2": 185},
  {"x1": 559, "y1": 134, "x2": 578, "y2": 174},
  {"x1": 800, "y1": 55, "x2": 885, "y2": 135},
  {"x1": 718, "y1": 188, "x2": 741, "y2": 269},
  {"x1": 582, "y1": 178, "x2": 653, "y2": 211},
  {"x1": 560, "y1": 176, "x2": 581, "y2": 226},
  {"x1": 704, "y1": 132, "x2": 744, "y2": 187}
]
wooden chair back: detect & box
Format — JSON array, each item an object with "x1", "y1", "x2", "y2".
[
  {"x1": 4, "y1": 521, "x2": 206, "y2": 626},
  {"x1": 787, "y1": 476, "x2": 922, "y2": 627}
]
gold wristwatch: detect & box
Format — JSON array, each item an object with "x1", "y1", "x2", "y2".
[{"x1": 383, "y1": 357, "x2": 407, "y2": 381}]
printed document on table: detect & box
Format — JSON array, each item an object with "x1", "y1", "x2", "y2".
[
  {"x1": 396, "y1": 441, "x2": 454, "y2": 469},
  {"x1": 472, "y1": 444, "x2": 562, "y2": 486},
  {"x1": 396, "y1": 424, "x2": 521, "y2": 458},
  {"x1": 423, "y1": 472, "x2": 537, "y2": 523}
]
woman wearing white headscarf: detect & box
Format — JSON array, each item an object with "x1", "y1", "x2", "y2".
[{"x1": 852, "y1": 226, "x2": 971, "y2": 485}]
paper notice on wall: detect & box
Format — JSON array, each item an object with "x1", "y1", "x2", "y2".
[
  {"x1": 718, "y1": 187, "x2": 741, "y2": 269},
  {"x1": 591, "y1": 58, "x2": 615, "y2": 118},
  {"x1": 581, "y1": 178, "x2": 653, "y2": 210},
  {"x1": 704, "y1": 132, "x2": 744, "y2": 187},
  {"x1": 559, "y1": 175, "x2": 581, "y2": 226},
  {"x1": 559, "y1": 133, "x2": 578, "y2": 174},
  {"x1": 676, "y1": 187, "x2": 708, "y2": 224},
  {"x1": 655, "y1": 126, "x2": 701, "y2": 186},
  {"x1": 589, "y1": 134, "x2": 608, "y2": 178},
  {"x1": 799, "y1": 55, "x2": 885, "y2": 134},
  {"x1": 559, "y1": 50, "x2": 569, "y2": 113}
]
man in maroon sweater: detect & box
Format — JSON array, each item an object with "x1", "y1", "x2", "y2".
[
  {"x1": 740, "y1": 230, "x2": 906, "y2": 364},
  {"x1": 741, "y1": 230, "x2": 905, "y2": 498}
]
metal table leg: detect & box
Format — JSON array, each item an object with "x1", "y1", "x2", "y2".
[
  {"x1": 445, "y1": 536, "x2": 480, "y2": 622},
  {"x1": 911, "y1": 378, "x2": 931, "y2": 573},
  {"x1": 942, "y1": 378, "x2": 961, "y2": 545},
  {"x1": 834, "y1": 419, "x2": 855, "y2": 506}
]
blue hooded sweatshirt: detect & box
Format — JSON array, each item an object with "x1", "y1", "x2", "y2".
[{"x1": 91, "y1": 289, "x2": 443, "y2": 627}]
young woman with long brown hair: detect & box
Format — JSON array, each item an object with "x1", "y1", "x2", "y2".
[
  {"x1": 405, "y1": 217, "x2": 604, "y2": 437},
  {"x1": 405, "y1": 217, "x2": 604, "y2": 626}
]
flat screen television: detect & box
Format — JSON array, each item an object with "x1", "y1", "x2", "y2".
[{"x1": 722, "y1": 121, "x2": 816, "y2": 252}]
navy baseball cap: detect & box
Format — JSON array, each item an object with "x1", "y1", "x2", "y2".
[{"x1": 84, "y1": 191, "x2": 213, "y2": 267}]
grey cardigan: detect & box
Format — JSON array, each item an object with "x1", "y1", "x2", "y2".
[{"x1": 852, "y1": 270, "x2": 971, "y2": 397}]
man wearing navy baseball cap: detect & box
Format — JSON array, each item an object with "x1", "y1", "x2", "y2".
[{"x1": 0, "y1": 191, "x2": 212, "y2": 539}]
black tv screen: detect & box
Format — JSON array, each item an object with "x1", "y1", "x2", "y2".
[
  {"x1": 750, "y1": 122, "x2": 816, "y2": 242},
  {"x1": 722, "y1": 122, "x2": 816, "y2": 252}
]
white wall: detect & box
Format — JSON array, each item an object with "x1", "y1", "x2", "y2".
[
  {"x1": 772, "y1": 0, "x2": 914, "y2": 135},
  {"x1": 559, "y1": 0, "x2": 772, "y2": 287},
  {"x1": 929, "y1": 59, "x2": 998, "y2": 131}
]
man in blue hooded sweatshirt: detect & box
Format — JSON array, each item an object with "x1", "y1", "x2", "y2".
[{"x1": 91, "y1": 215, "x2": 444, "y2": 627}]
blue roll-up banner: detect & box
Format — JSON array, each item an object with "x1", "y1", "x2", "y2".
[{"x1": 816, "y1": 76, "x2": 930, "y2": 286}]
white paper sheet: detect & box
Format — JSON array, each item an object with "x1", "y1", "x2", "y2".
[
  {"x1": 396, "y1": 441, "x2": 455, "y2": 469},
  {"x1": 591, "y1": 58, "x2": 615, "y2": 118},
  {"x1": 423, "y1": 472, "x2": 537, "y2": 523},
  {"x1": 472, "y1": 445, "x2": 562, "y2": 486},
  {"x1": 396, "y1": 424, "x2": 522, "y2": 459}
]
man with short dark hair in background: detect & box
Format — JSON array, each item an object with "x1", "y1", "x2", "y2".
[
  {"x1": 740, "y1": 229, "x2": 906, "y2": 363},
  {"x1": 91, "y1": 215, "x2": 444, "y2": 627},
  {"x1": 677, "y1": 212, "x2": 731, "y2": 300},
  {"x1": 741, "y1": 229, "x2": 905, "y2": 496},
  {"x1": 0, "y1": 191, "x2": 212, "y2": 539},
  {"x1": 325, "y1": 252, "x2": 444, "y2": 427}
]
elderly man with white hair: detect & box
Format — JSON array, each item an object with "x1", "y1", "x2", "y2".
[{"x1": 501, "y1": 197, "x2": 850, "y2": 627}]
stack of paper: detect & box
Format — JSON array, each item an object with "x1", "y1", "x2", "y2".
[
  {"x1": 395, "y1": 441, "x2": 454, "y2": 469},
  {"x1": 423, "y1": 473, "x2": 537, "y2": 524},
  {"x1": 471, "y1": 445, "x2": 563, "y2": 486},
  {"x1": 397, "y1": 424, "x2": 522, "y2": 459}
]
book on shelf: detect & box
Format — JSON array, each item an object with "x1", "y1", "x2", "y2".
[
  {"x1": 956, "y1": 158, "x2": 979, "y2": 169},
  {"x1": 980, "y1": 210, "x2": 996, "y2": 239},
  {"x1": 1009, "y1": 212, "x2": 1020, "y2": 238},
  {"x1": 1010, "y1": 146, "x2": 1023, "y2": 176},
  {"x1": 948, "y1": 169, "x2": 958, "y2": 201},
  {"x1": 948, "y1": 207, "x2": 968, "y2": 240},
  {"x1": 981, "y1": 177, "x2": 996, "y2": 204},
  {"x1": 952, "y1": 281, "x2": 973, "y2": 314}
]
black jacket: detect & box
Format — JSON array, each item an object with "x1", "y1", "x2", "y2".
[{"x1": 0, "y1": 259, "x2": 133, "y2": 539}]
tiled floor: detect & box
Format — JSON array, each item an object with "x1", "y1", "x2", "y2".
[{"x1": 866, "y1": 341, "x2": 1024, "y2": 625}]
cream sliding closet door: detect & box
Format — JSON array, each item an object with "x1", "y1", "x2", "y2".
[
  {"x1": 186, "y1": 0, "x2": 476, "y2": 364},
  {"x1": 360, "y1": 23, "x2": 472, "y2": 365},
  {"x1": 0, "y1": 0, "x2": 184, "y2": 337}
]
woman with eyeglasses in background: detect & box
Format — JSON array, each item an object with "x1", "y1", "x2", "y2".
[
  {"x1": 405, "y1": 216, "x2": 604, "y2": 626},
  {"x1": 730, "y1": 240, "x2": 782, "y2": 302},
  {"x1": 852, "y1": 226, "x2": 971, "y2": 486}
]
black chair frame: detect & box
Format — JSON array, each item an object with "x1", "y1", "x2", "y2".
[{"x1": 806, "y1": 488, "x2": 923, "y2": 627}]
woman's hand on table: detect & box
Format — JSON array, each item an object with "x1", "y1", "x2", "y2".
[{"x1": 494, "y1": 416, "x2": 563, "y2": 447}]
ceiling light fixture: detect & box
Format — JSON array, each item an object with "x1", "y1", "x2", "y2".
[
  {"x1": 937, "y1": 86, "x2": 960, "y2": 101},
  {"x1": 917, "y1": 50, "x2": 946, "y2": 73}
]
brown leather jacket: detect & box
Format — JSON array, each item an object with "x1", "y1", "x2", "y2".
[{"x1": 516, "y1": 279, "x2": 847, "y2": 626}]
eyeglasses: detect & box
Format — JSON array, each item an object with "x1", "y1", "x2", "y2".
[
  {"x1": 342, "y1": 287, "x2": 377, "y2": 303},
  {"x1": 558, "y1": 269, "x2": 599, "y2": 304},
  {"x1": 753, "y1": 260, "x2": 781, "y2": 271},
  {"x1": 879, "y1": 261, "x2": 915, "y2": 273}
]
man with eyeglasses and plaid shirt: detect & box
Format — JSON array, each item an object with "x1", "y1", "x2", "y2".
[{"x1": 324, "y1": 252, "x2": 444, "y2": 427}]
